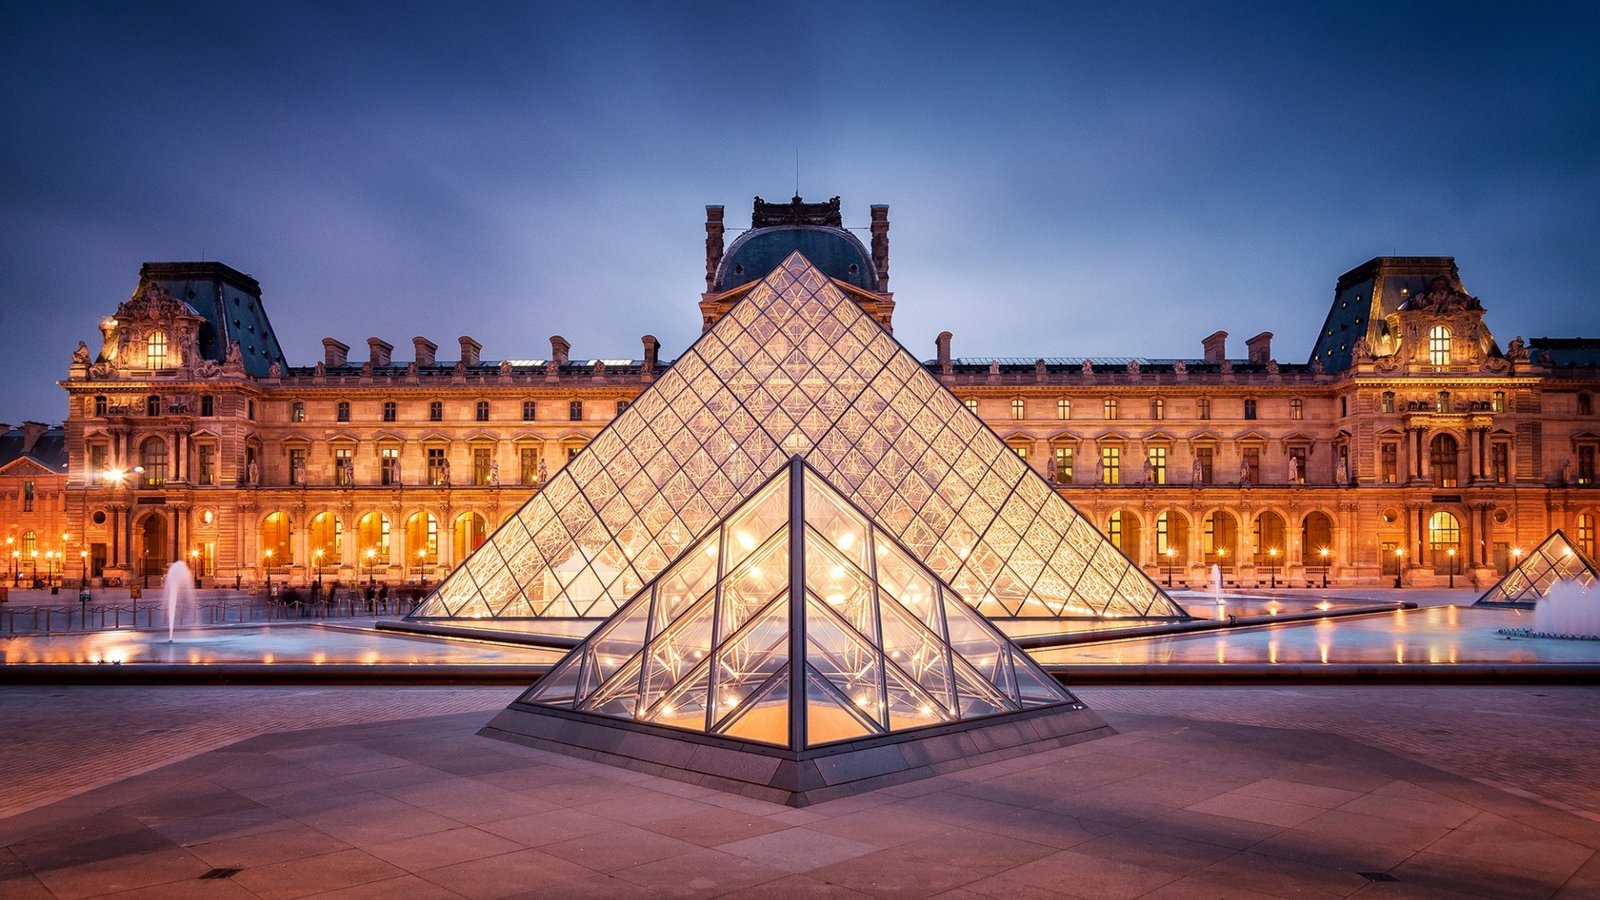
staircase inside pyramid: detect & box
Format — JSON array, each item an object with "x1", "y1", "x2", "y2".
[
  {"x1": 520, "y1": 458, "x2": 1080, "y2": 749},
  {"x1": 412, "y1": 251, "x2": 1183, "y2": 622}
]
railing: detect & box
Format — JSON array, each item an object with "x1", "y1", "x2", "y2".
[{"x1": 0, "y1": 597, "x2": 412, "y2": 635}]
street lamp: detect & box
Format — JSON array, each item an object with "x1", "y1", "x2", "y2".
[
  {"x1": 43, "y1": 550, "x2": 55, "y2": 592},
  {"x1": 190, "y1": 548, "x2": 201, "y2": 588},
  {"x1": 79, "y1": 549, "x2": 89, "y2": 590},
  {"x1": 1267, "y1": 547, "x2": 1278, "y2": 589},
  {"x1": 1447, "y1": 547, "x2": 1457, "y2": 588},
  {"x1": 5, "y1": 536, "x2": 14, "y2": 586},
  {"x1": 313, "y1": 548, "x2": 325, "y2": 588},
  {"x1": 364, "y1": 547, "x2": 377, "y2": 587},
  {"x1": 1164, "y1": 548, "x2": 1176, "y2": 587},
  {"x1": 264, "y1": 548, "x2": 275, "y2": 597},
  {"x1": 415, "y1": 549, "x2": 426, "y2": 587},
  {"x1": 1394, "y1": 547, "x2": 1405, "y2": 588},
  {"x1": 1318, "y1": 546, "x2": 1330, "y2": 589}
]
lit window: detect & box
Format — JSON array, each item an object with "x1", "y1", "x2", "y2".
[
  {"x1": 1103, "y1": 398, "x2": 1118, "y2": 420},
  {"x1": 519, "y1": 447, "x2": 539, "y2": 485},
  {"x1": 337, "y1": 401, "x2": 350, "y2": 422},
  {"x1": 1428, "y1": 510, "x2": 1461, "y2": 562},
  {"x1": 1290, "y1": 399, "x2": 1303, "y2": 420},
  {"x1": 1197, "y1": 398, "x2": 1211, "y2": 420},
  {"x1": 473, "y1": 447, "x2": 492, "y2": 485},
  {"x1": 427, "y1": 448, "x2": 447, "y2": 485},
  {"x1": 1100, "y1": 446, "x2": 1120, "y2": 484},
  {"x1": 380, "y1": 447, "x2": 401, "y2": 485},
  {"x1": 476, "y1": 400, "x2": 490, "y2": 422},
  {"x1": 1107, "y1": 511, "x2": 1124, "y2": 550},
  {"x1": 146, "y1": 332, "x2": 167, "y2": 369},
  {"x1": 288, "y1": 448, "x2": 307, "y2": 485},
  {"x1": 1148, "y1": 446, "x2": 1167, "y2": 484},
  {"x1": 522, "y1": 401, "x2": 537, "y2": 421},
  {"x1": 291, "y1": 401, "x2": 305, "y2": 422},
  {"x1": 1151, "y1": 399, "x2": 1164, "y2": 420},
  {"x1": 1052, "y1": 446, "x2": 1073, "y2": 484},
  {"x1": 334, "y1": 448, "x2": 354, "y2": 486},
  {"x1": 964, "y1": 398, "x2": 978, "y2": 414},
  {"x1": 429, "y1": 401, "x2": 443, "y2": 422},
  {"x1": 1243, "y1": 398, "x2": 1257, "y2": 420},
  {"x1": 1579, "y1": 513, "x2": 1596, "y2": 558},
  {"x1": 568, "y1": 400, "x2": 583, "y2": 422},
  {"x1": 1492, "y1": 391, "x2": 1505, "y2": 413},
  {"x1": 1012, "y1": 445, "x2": 1028, "y2": 459},
  {"x1": 1381, "y1": 391, "x2": 1395, "y2": 414},
  {"x1": 1011, "y1": 398, "x2": 1025, "y2": 420},
  {"x1": 1429, "y1": 325, "x2": 1452, "y2": 366},
  {"x1": 94, "y1": 395, "x2": 107, "y2": 416},
  {"x1": 1057, "y1": 398, "x2": 1071, "y2": 420},
  {"x1": 383, "y1": 401, "x2": 397, "y2": 422}
]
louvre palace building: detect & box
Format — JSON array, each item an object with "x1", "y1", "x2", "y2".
[{"x1": 42, "y1": 195, "x2": 1600, "y2": 597}]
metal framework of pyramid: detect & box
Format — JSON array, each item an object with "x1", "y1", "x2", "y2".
[
  {"x1": 412, "y1": 251, "x2": 1184, "y2": 622},
  {"x1": 481, "y1": 457, "x2": 1112, "y2": 805},
  {"x1": 1476, "y1": 530, "x2": 1600, "y2": 607}
]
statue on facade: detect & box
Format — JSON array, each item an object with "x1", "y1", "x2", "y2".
[
  {"x1": 1143, "y1": 457, "x2": 1154, "y2": 484},
  {"x1": 1126, "y1": 359, "x2": 1140, "y2": 376},
  {"x1": 1080, "y1": 359, "x2": 1094, "y2": 376},
  {"x1": 1309, "y1": 356, "x2": 1324, "y2": 374},
  {"x1": 224, "y1": 341, "x2": 245, "y2": 373},
  {"x1": 1220, "y1": 358, "x2": 1234, "y2": 375},
  {"x1": 1288, "y1": 454, "x2": 1302, "y2": 484},
  {"x1": 1239, "y1": 458, "x2": 1252, "y2": 485},
  {"x1": 180, "y1": 330, "x2": 200, "y2": 368},
  {"x1": 1563, "y1": 457, "x2": 1577, "y2": 486},
  {"x1": 537, "y1": 459, "x2": 548, "y2": 487},
  {"x1": 340, "y1": 457, "x2": 354, "y2": 485},
  {"x1": 489, "y1": 460, "x2": 500, "y2": 486},
  {"x1": 1337, "y1": 457, "x2": 1350, "y2": 486},
  {"x1": 1266, "y1": 359, "x2": 1279, "y2": 376},
  {"x1": 72, "y1": 341, "x2": 91, "y2": 366},
  {"x1": 292, "y1": 456, "x2": 307, "y2": 486},
  {"x1": 1045, "y1": 456, "x2": 1057, "y2": 483},
  {"x1": 1352, "y1": 339, "x2": 1374, "y2": 363},
  {"x1": 499, "y1": 359, "x2": 513, "y2": 376},
  {"x1": 1507, "y1": 336, "x2": 1529, "y2": 363},
  {"x1": 1192, "y1": 458, "x2": 1204, "y2": 484},
  {"x1": 313, "y1": 361, "x2": 326, "y2": 377},
  {"x1": 267, "y1": 362, "x2": 282, "y2": 379},
  {"x1": 247, "y1": 460, "x2": 260, "y2": 485},
  {"x1": 1172, "y1": 359, "x2": 1188, "y2": 376},
  {"x1": 987, "y1": 360, "x2": 1000, "y2": 376},
  {"x1": 1096, "y1": 454, "x2": 1107, "y2": 484},
  {"x1": 438, "y1": 458, "x2": 451, "y2": 486}
]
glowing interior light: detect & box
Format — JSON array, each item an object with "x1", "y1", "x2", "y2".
[
  {"x1": 836, "y1": 532, "x2": 855, "y2": 550},
  {"x1": 704, "y1": 544, "x2": 717, "y2": 556},
  {"x1": 830, "y1": 565, "x2": 845, "y2": 579},
  {"x1": 919, "y1": 705, "x2": 933, "y2": 715},
  {"x1": 736, "y1": 531, "x2": 756, "y2": 551},
  {"x1": 958, "y1": 547, "x2": 970, "y2": 559},
  {"x1": 661, "y1": 705, "x2": 674, "y2": 716},
  {"x1": 854, "y1": 695, "x2": 870, "y2": 707},
  {"x1": 826, "y1": 593, "x2": 844, "y2": 605}
]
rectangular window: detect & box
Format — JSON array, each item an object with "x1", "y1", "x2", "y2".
[
  {"x1": 1291, "y1": 399, "x2": 1303, "y2": 420},
  {"x1": 146, "y1": 332, "x2": 167, "y2": 369},
  {"x1": 1289, "y1": 447, "x2": 1307, "y2": 484},
  {"x1": 334, "y1": 448, "x2": 354, "y2": 486},
  {"x1": 429, "y1": 401, "x2": 443, "y2": 422},
  {"x1": 519, "y1": 447, "x2": 539, "y2": 485},
  {"x1": 1052, "y1": 446, "x2": 1073, "y2": 484},
  {"x1": 1492, "y1": 391, "x2": 1505, "y2": 413},
  {"x1": 89, "y1": 445, "x2": 108, "y2": 485},
  {"x1": 381, "y1": 447, "x2": 400, "y2": 485},
  {"x1": 476, "y1": 400, "x2": 490, "y2": 422},
  {"x1": 94, "y1": 395, "x2": 107, "y2": 416},
  {"x1": 1197, "y1": 398, "x2": 1211, "y2": 420},
  {"x1": 522, "y1": 401, "x2": 537, "y2": 421},
  {"x1": 964, "y1": 398, "x2": 978, "y2": 414},
  {"x1": 1196, "y1": 447, "x2": 1214, "y2": 484},
  {"x1": 290, "y1": 401, "x2": 305, "y2": 423},
  {"x1": 1580, "y1": 446, "x2": 1597, "y2": 486},
  {"x1": 1243, "y1": 447, "x2": 1261, "y2": 482},
  {"x1": 247, "y1": 399, "x2": 255, "y2": 420},
  {"x1": 288, "y1": 448, "x2": 307, "y2": 485},
  {"x1": 383, "y1": 401, "x2": 397, "y2": 422},
  {"x1": 1490, "y1": 443, "x2": 1509, "y2": 484},
  {"x1": 1100, "y1": 446, "x2": 1120, "y2": 485},
  {"x1": 1151, "y1": 398, "x2": 1164, "y2": 420},
  {"x1": 616, "y1": 400, "x2": 630, "y2": 415},
  {"x1": 337, "y1": 401, "x2": 350, "y2": 422},
  {"x1": 473, "y1": 448, "x2": 492, "y2": 485},
  {"x1": 1148, "y1": 446, "x2": 1167, "y2": 485},
  {"x1": 200, "y1": 395, "x2": 214, "y2": 417},
  {"x1": 1057, "y1": 398, "x2": 1071, "y2": 420},
  {"x1": 1381, "y1": 443, "x2": 1399, "y2": 484},
  {"x1": 568, "y1": 400, "x2": 583, "y2": 422},
  {"x1": 1381, "y1": 392, "x2": 1395, "y2": 414},
  {"x1": 146, "y1": 395, "x2": 161, "y2": 416},
  {"x1": 1103, "y1": 398, "x2": 1117, "y2": 420},
  {"x1": 22, "y1": 481, "x2": 34, "y2": 512},
  {"x1": 1011, "y1": 398, "x2": 1025, "y2": 420},
  {"x1": 1243, "y1": 398, "x2": 1257, "y2": 420},
  {"x1": 427, "y1": 447, "x2": 447, "y2": 485}
]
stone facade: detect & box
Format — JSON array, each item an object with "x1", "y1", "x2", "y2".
[{"x1": 46, "y1": 205, "x2": 1600, "y2": 592}]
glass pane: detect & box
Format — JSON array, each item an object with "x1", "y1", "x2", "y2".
[
  {"x1": 712, "y1": 596, "x2": 789, "y2": 722},
  {"x1": 805, "y1": 597, "x2": 884, "y2": 729},
  {"x1": 718, "y1": 666, "x2": 790, "y2": 747},
  {"x1": 805, "y1": 665, "x2": 876, "y2": 747}
]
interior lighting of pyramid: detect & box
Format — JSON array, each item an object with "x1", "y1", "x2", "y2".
[
  {"x1": 1477, "y1": 530, "x2": 1600, "y2": 607},
  {"x1": 411, "y1": 252, "x2": 1182, "y2": 622},
  {"x1": 521, "y1": 458, "x2": 1078, "y2": 749}
]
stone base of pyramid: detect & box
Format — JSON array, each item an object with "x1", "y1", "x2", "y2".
[{"x1": 480, "y1": 701, "x2": 1114, "y2": 807}]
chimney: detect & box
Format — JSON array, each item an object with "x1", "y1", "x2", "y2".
[
  {"x1": 322, "y1": 338, "x2": 350, "y2": 367},
  {"x1": 21, "y1": 421, "x2": 47, "y2": 454},
  {"x1": 1245, "y1": 332, "x2": 1273, "y2": 364},
  {"x1": 641, "y1": 334, "x2": 659, "y2": 377},
  {"x1": 705, "y1": 206, "x2": 725, "y2": 290},
  {"x1": 366, "y1": 337, "x2": 393, "y2": 367},
  {"x1": 550, "y1": 335, "x2": 570, "y2": 368},
  {"x1": 412, "y1": 336, "x2": 437, "y2": 367},
  {"x1": 1202, "y1": 331, "x2": 1228, "y2": 364},
  {"x1": 458, "y1": 336, "x2": 481, "y2": 367},
  {"x1": 936, "y1": 331, "x2": 953, "y2": 376},
  {"x1": 870, "y1": 205, "x2": 890, "y2": 291}
]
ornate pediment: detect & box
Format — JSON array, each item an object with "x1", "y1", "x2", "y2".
[{"x1": 1402, "y1": 276, "x2": 1480, "y2": 314}]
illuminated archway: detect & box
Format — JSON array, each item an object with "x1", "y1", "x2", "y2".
[
  {"x1": 1203, "y1": 511, "x2": 1237, "y2": 567},
  {"x1": 453, "y1": 511, "x2": 487, "y2": 561},
  {"x1": 308, "y1": 512, "x2": 342, "y2": 573},
  {"x1": 260, "y1": 511, "x2": 292, "y2": 566},
  {"x1": 1428, "y1": 510, "x2": 1461, "y2": 570}
]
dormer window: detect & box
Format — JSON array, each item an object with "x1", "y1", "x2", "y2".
[
  {"x1": 1428, "y1": 325, "x2": 1452, "y2": 366},
  {"x1": 146, "y1": 332, "x2": 167, "y2": 369}
]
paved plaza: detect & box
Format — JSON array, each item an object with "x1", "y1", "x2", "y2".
[{"x1": 4, "y1": 684, "x2": 1599, "y2": 898}]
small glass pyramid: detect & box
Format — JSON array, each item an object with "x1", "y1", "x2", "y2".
[
  {"x1": 412, "y1": 251, "x2": 1183, "y2": 621},
  {"x1": 1476, "y1": 530, "x2": 1600, "y2": 607},
  {"x1": 521, "y1": 457, "x2": 1078, "y2": 749}
]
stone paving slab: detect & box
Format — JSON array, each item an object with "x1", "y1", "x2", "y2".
[{"x1": 2, "y1": 691, "x2": 1599, "y2": 897}]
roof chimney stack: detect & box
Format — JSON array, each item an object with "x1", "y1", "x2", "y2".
[
  {"x1": 367, "y1": 337, "x2": 393, "y2": 367},
  {"x1": 936, "y1": 331, "x2": 953, "y2": 376},
  {"x1": 641, "y1": 334, "x2": 659, "y2": 378},
  {"x1": 458, "y1": 336, "x2": 481, "y2": 367},
  {"x1": 413, "y1": 336, "x2": 437, "y2": 367},
  {"x1": 870, "y1": 205, "x2": 890, "y2": 291},
  {"x1": 550, "y1": 335, "x2": 570, "y2": 368},
  {"x1": 322, "y1": 338, "x2": 349, "y2": 367},
  {"x1": 1245, "y1": 332, "x2": 1273, "y2": 364},
  {"x1": 1202, "y1": 331, "x2": 1228, "y2": 364},
  {"x1": 20, "y1": 421, "x2": 46, "y2": 454},
  {"x1": 705, "y1": 206, "x2": 725, "y2": 290}
]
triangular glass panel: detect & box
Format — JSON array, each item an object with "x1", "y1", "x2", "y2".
[{"x1": 1478, "y1": 530, "x2": 1600, "y2": 607}]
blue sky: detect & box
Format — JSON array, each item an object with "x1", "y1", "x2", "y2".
[{"x1": 2, "y1": 1, "x2": 1597, "y2": 423}]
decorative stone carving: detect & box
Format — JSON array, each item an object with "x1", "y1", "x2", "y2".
[
  {"x1": 1352, "y1": 339, "x2": 1373, "y2": 363},
  {"x1": 1080, "y1": 359, "x2": 1094, "y2": 375},
  {"x1": 224, "y1": 342, "x2": 245, "y2": 374},
  {"x1": 312, "y1": 361, "x2": 326, "y2": 378},
  {"x1": 1172, "y1": 359, "x2": 1187, "y2": 376},
  {"x1": 1126, "y1": 359, "x2": 1140, "y2": 376},
  {"x1": 1506, "y1": 336, "x2": 1529, "y2": 363},
  {"x1": 193, "y1": 359, "x2": 222, "y2": 379},
  {"x1": 500, "y1": 359, "x2": 513, "y2": 376},
  {"x1": 988, "y1": 360, "x2": 1000, "y2": 376},
  {"x1": 489, "y1": 460, "x2": 500, "y2": 486},
  {"x1": 1404, "y1": 275, "x2": 1479, "y2": 313},
  {"x1": 72, "y1": 341, "x2": 91, "y2": 366},
  {"x1": 1266, "y1": 359, "x2": 1279, "y2": 376},
  {"x1": 89, "y1": 361, "x2": 118, "y2": 379},
  {"x1": 267, "y1": 362, "x2": 282, "y2": 379},
  {"x1": 1309, "y1": 356, "x2": 1324, "y2": 375}
]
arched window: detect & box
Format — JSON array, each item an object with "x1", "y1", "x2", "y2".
[
  {"x1": 146, "y1": 332, "x2": 167, "y2": 369},
  {"x1": 1253, "y1": 511, "x2": 1286, "y2": 558},
  {"x1": 1428, "y1": 511, "x2": 1461, "y2": 569},
  {"x1": 1428, "y1": 325, "x2": 1452, "y2": 366},
  {"x1": 1156, "y1": 511, "x2": 1189, "y2": 564},
  {"x1": 20, "y1": 530, "x2": 37, "y2": 556},
  {"x1": 1430, "y1": 434, "x2": 1459, "y2": 487},
  {"x1": 1107, "y1": 511, "x2": 1141, "y2": 564},
  {"x1": 139, "y1": 436, "x2": 167, "y2": 487},
  {"x1": 260, "y1": 512, "x2": 293, "y2": 566},
  {"x1": 405, "y1": 512, "x2": 439, "y2": 568},
  {"x1": 357, "y1": 512, "x2": 391, "y2": 563},
  {"x1": 309, "y1": 512, "x2": 342, "y2": 568},
  {"x1": 1203, "y1": 511, "x2": 1237, "y2": 567}
]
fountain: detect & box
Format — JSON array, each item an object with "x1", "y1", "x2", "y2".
[
  {"x1": 1210, "y1": 564, "x2": 1223, "y2": 598},
  {"x1": 1531, "y1": 580, "x2": 1600, "y2": 640},
  {"x1": 164, "y1": 560, "x2": 194, "y2": 642}
]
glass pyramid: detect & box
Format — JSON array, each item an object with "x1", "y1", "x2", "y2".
[
  {"x1": 411, "y1": 251, "x2": 1183, "y2": 621},
  {"x1": 1476, "y1": 530, "x2": 1600, "y2": 607},
  {"x1": 520, "y1": 457, "x2": 1079, "y2": 748}
]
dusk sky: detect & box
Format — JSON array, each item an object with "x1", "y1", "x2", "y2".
[{"x1": 2, "y1": 1, "x2": 1597, "y2": 425}]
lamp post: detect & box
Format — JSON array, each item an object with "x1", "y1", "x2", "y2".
[
  {"x1": 189, "y1": 548, "x2": 201, "y2": 588},
  {"x1": 43, "y1": 550, "x2": 55, "y2": 592},
  {"x1": 1394, "y1": 547, "x2": 1405, "y2": 589},
  {"x1": 1164, "y1": 548, "x2": 1176, "y2": 587},
  {"x1": 1319, "y1": 546, "x2": 1330, "y2": 589},
  {"x1": 415, "y1": 549, "x2": 426, "y2": 588},
  {"x1": 79, "y1": 549, "x2": 89, "y2": 590},
  {"x1": 30, "y1": 549, "x2": 38, "y2": 587},
  {"x1": 364, "y1": 547, "x2": 377, "y2": 587},
  {"x1": 264, "y1": 548, "x2": 274, "y2": 598},
  {"x1": 1267, "y1": 547, "x2": 1278, "y2": 589},
  {"x1": 313, "y1": 548, "x2": 325, "y2": 589},
  {"x1": 1447, "y1": 547, "x2": 1457, "y2": 588},
  {"x1": 4, "y1": 536, "x2": 13, "y2": 586}
]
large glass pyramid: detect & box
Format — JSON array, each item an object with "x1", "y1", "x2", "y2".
[
  {"x1": 521, "y1": 458, "x2": 1077, "y2": 748},
  {"x1": 1476, "y1": 530, "x2": 1600, "y2": 607},
  {"x1": 481, "y1": 457, "x2": 1112, "y2": 805},
  {"x1": 412, "y1": 252, "x2": 1184, "y2": 621}
]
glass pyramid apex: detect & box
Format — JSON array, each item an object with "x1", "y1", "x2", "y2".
[
  {"x1": 412, "y1": 251, "x2": 1184, "y2": 621},
  {"x1": 1476, "y1": 530, "x2": 1600, "y2": 607},
  {"x1": 522, "y1": 457, "x2": 1080, "y2": 749}
]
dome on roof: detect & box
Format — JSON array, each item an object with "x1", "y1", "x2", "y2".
[{"x1": 715, "y1": 225, "x2": 877, "y2": 292}]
